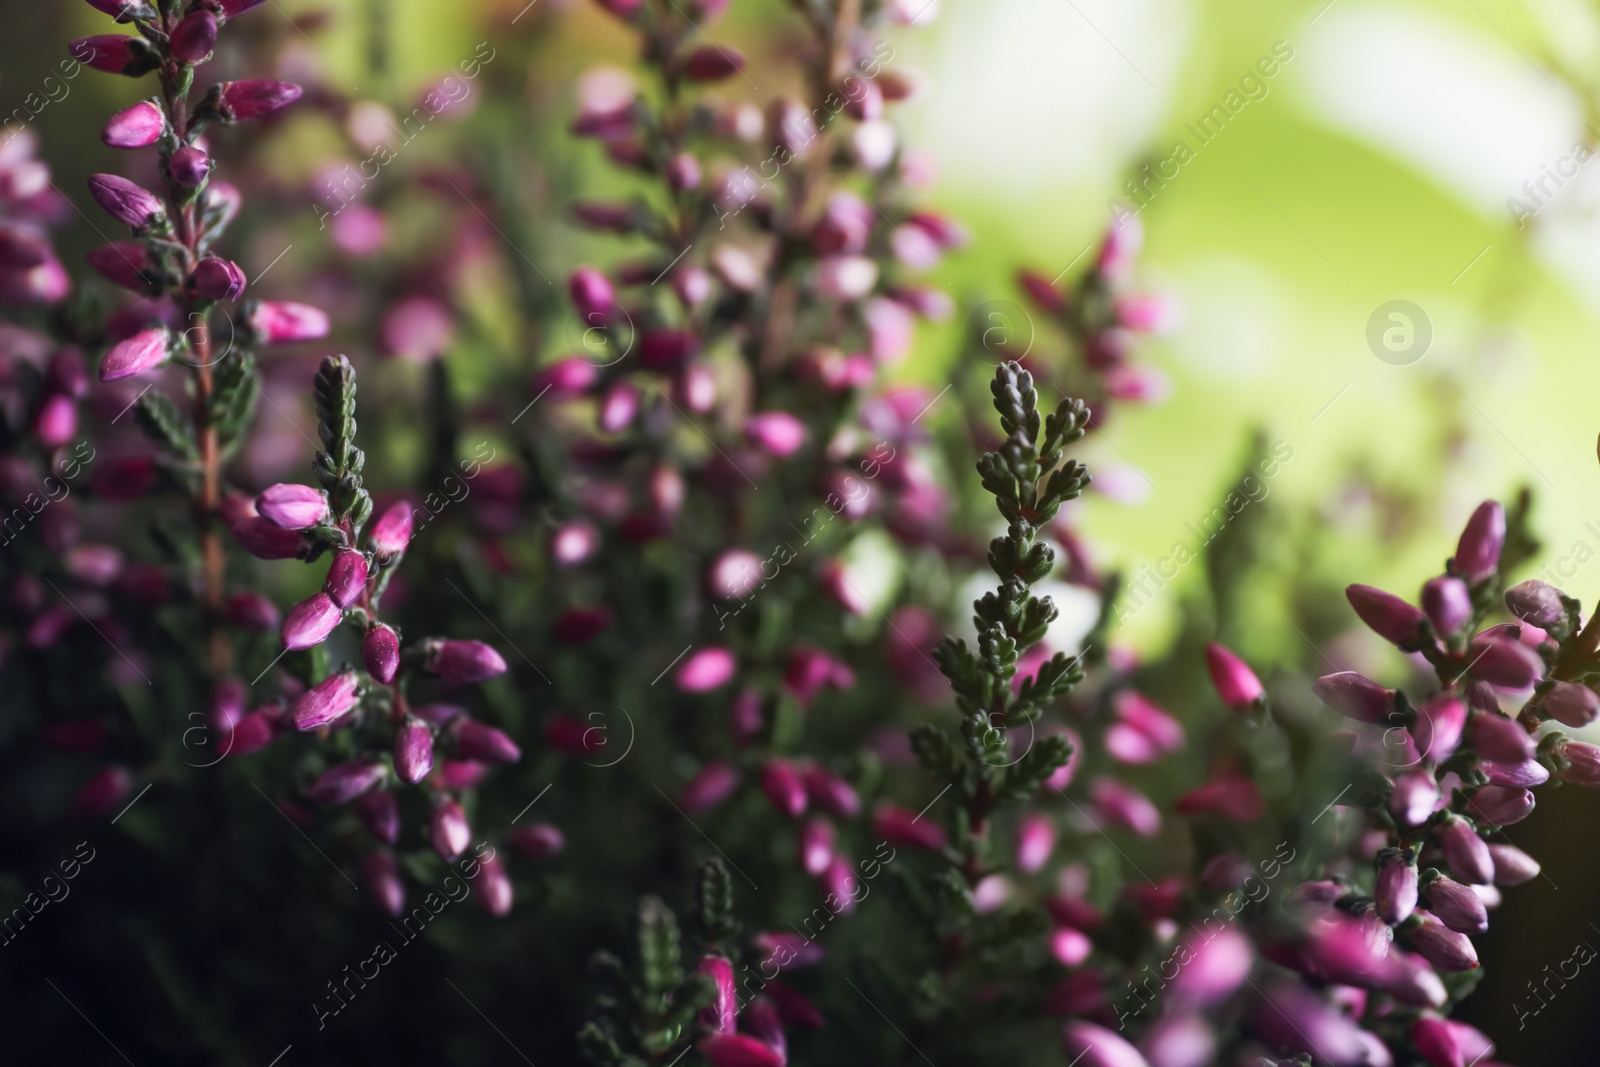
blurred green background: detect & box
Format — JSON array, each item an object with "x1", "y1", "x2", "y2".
[{"x1": 13, "y1": 0, "x2": 1600, "y2": 1059}]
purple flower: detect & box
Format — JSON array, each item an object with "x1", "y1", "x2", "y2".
[
  {"x1": 683, "y1": 46, "x2": 745, "y2": 82},
  {"x1": 307, "y1": 761, "x2": 384, "y2": 805},
  {"x1": 800, "y1": 764, "x2": 859, "y2": 819},
  {"x1": 1167, "y1": 924, "x2": 1253, "y2": 1007},
  {"x1": 1204, "y1": 642, "x2": 1263, "y2": 710},
  {"x1": 83, "y1": 0, "x2": 142, "y2": 20},
  {"x1": 1421, "y1": 576, "x2": 1472, "y2": 635},
  {"x1": 1435, "y1": 814, "x2": 1493, "y2": 885},
  {"x1": 1505, "y1": 578, "x2": 1566, "y2": 628},
  {"x1": 532, "y1": 358, "x2": 599, "y2": 398},
  {"x1": 257, "y1": 483, "x2": 328, "y2": 529},
  {"x1": 368, "y1": 501, "x2": 414, "y2": 558},
  {"x1": 209, "y1": 79, "x2": 304, "y2": 123},
  {"x1": 1376, "y1": 848, "x2": 1419, "y2": 925},
  {"x1": 281, "y1": 592, "x2": 342, "y2": 650},
  {"x1": 699, "y1": 1034, "x2": 783, "y2": 1067},
  {"x1": 761, "y1": 759, "x2": 807, "y2": 819},
  {"x1": 1098, "y1": 215, "x2": 1144, "y2": 281},
  {"x1": 1466, "y1": 635, "x2": 1544, "y2": 689},
  {"x1": 430, "y1": 799, "x2": 470, "y2": 861},
  {"x1": 248, "y1": 300, "x2": 328, "y2": 344},
  {"x1": 1421, "y1": 872, "x2": 1488, "y2": 935},
  {"x1": 1409, "y1": 910, "x2": 1478, "y2": 971},
  {"x1": 452, "y1": 719, "x2": 521, "y2": 763},
  {"x1": 477, "y1": 853, "x2": 513, "y2": 917},
  {"x1": 508, "y1": 823, "x2": 564, "y2": 860},
  {"x1": 168, "y1": 145, "x2": 211, "y2": 188},
  {"x1": 680, "y1": 763, "x2": 740, "y2": 813},
  {"x1": 87, "y1": 242, "x2": 159, "y2": 293},
  {"x1": 1544, "y1": 681, "x2": 1599, "y2": 727},
  {"x1": 355, "y1": 790, "x2": 400, "y2": 844},
  {"x1": 1487, "y1": 842, "x2": 1539, "y2": 885},
  {"x1": 1454, "y1": 500, "x2": 1505, "y2": 583},
  {"x1": 70, "y1": 766, "x2": 134, "y2": 821},
  {"x1": 744, "y1": 412, "x2": 808, "y2": 457},
  {"x1": 393, "y1": 721, "x2": 434, "y2": 784},
  {"x1": 225, "y1": 591, "x2": 280, "y2": 632},
  {"x1": 102, "y1": 101, "x2": 164, "y2": 148},
  {"x1": 291, "y1": 670, "x2": 361, "y2": 731},
  {"x1": 361, "y1": 851, "x2": 405, "y2": 916},
  {"x1": 1414, "y1": 694, "x2": 1467, "y2": 763},
  {"x1": 426, "y1": 639, "x2": 507, "y2": 683},
  {"x1": 1554, "y1": 738, "x2": 1600, "y2": 786},
  {"x1": 1089, "y1": 777, "x2": 1161, "y2": 836},
  {"x1": 87, "y1": 173, "x2": 164, "y2": 228},
  {"x1": 1345, "y1": 583, "x2": 1430, "y2": 647},
  {"x1": 323, "y1": 549, "x2": 368, "y2": 607},
  {"x1": 676, "y1": 647, "x2": 736, "y2": 692},
  {"x1": 169, "y1": 11, "x2": 217, "y2": 62},
  {"x1": 1311, "y1": 671, "x2": 1393, "y2": 724},
  {"x1": 1483, "y1": 757, "x2": 1548, "y2": 787},
  {"x1": 798, "y1": 816, "x2": 835, "y2": 876},
  {"x1": 1061, "y1": 1021, "x2": 1152, "y2": 1067},
  {"x1": 1412, "y1": 1016, "x2": 1460, "y2": 1067},
  {"x1": 191, "y1": 257, "x2": 246, "y2": 301},
  {"x1": 98, "y1": 327, "x2": 169, "y2": 381},
  {"x1": 69, "y1": 34, "x2": 149, "y2": 75},
  {"x1": 697, "y1": 954, "x2": 737, "y2": 1033},
  {"x1": 1467, "y1": 711, "x2": 1533, "y2": 762},
  {"x1": 1466, "y1": 784, "x2": 1533, "y2": 826},
  {"x1": 873, "y1": 801, "x2": 948, "y2": 851},
  {"x1": 231, "y1": 516, "x2": 304, "y2": 560},
  {"x1": 568, "y1": 267, "x2": 615, "y2": 324},
  {"x1": 1389, "y1": 770, "x2": 1439, "y2": 828},
  {"x1": 362, "y1": 624, "x2": 399, "y2": 683}
]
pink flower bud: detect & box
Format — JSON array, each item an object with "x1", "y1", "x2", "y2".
[
  {"x1": 323, "y1": 549, "x2": 368, "y2": 607},
  {"x1": 1376, "y1": 848, "x2": 1418, "y2": 925},
  {"x1": 1487, "y1": 843, "x2": 1539, "y2": 886},
  {"x1": 219, "y1": 0, "x2": 270, "y2": 15},
  {"x1": 362, "y1": 624, "x2": 399, "y2": 682},
  {"x1": 1204, "y1": 642, "x2": 1263, "y2": 709},
  {"x1": 1173, "y1": 776, "x2": 1263, "y2": 821},
  {"x1": 1098, "y1": 215, "x2": 1144, "y2": 281},
  {"x1": 820, "y1": 854, "x2": 860, "y2": 913},
  {"x1": 361, "y1": 851, "x2": 405, "y2": 916},
  {"x1": 249, "y1": 300, "x2": 328, "y2": 344},
  {"x1": 451, "y1": 719, "x2": 521, "y2": 763},
  {"x1": 1468, "y1": 712, "x2": 1534, "y2": 763},
  {"x1": 1115, "y1": 295, "x2": 1180, "y2": 333},
  {"x1": 84, "y1": 0, "x2": 142, "y2": 19},
  {"x1": 430, "y1": 799, "x2": 471, "y2": 861},
  {"x1": 169, "y1": 11, "x2": 218, "y2": 62},
  {"x1": 549, "y1": 520, "x2": 599, "y2": 566},
  {"x1": 677, "y1": 646, "x2": 736, "y2": 692},
  {"x1": 1466, "y1": 635, "x2": 1544, "y2": 690},
  {"x1": 85, "y1": 242, "x2": 156, "y2": 294},
  {"x1": 1421, "y1": 872, "x2": 1487, "y2": 935},
  {"x1": 1168, "y1": 924, "x2": 1253, "y2": 1007},
  {"x1": 508, "y1": 822, "x2": 564, "y2": 860},
  {"x1": 680, "y1": 761, "x2": 740, "y2": 813},
  {"x1": 98, "y1": 327, "x2": 169, "y2": 381},
  {"x1": 743, "y1": 412, "x2": 807, "y2": 457},
  {"x1": 598, "y1": 380, "x2": 640, "y2": 432},
  {"x1": 801, "y1": 765, "x2": 860, "y2": 819},
  {"x1": 225, "y1": 591, "x2": 279, "y2": 632},
  {"x1": 1389, "y1": 770, "x2": 1440, "y2": 828},
  {"x1": 102, "y1": 101, "x2": 164, "y2": 148},
  {"x1": 1312, "y1": 671, "x2": 1394, "y2": 725},
  {"x1": 1061, "y1": 1022, "x2": 1151, "y2": 1067},
  {"x1": 281, "y1": 592, "x2": 341, "y2": 650},
  {"x1": 369, "y1": 501, "x2": 414, "y2": 558},
  {"x1": 1543, "y1": 681, "x2": 1599, "y2": 727},
  {"x1": 1554, "y1": 737, "x2": 1600, "y2": 786},
  {"x1": 1089, "y1": 777, "x2": 1161, "y2": 836},
  {"x1": 393, "y1": 721, "x2": 434, "y2": 784},
  {"x1": 698, "y1": 954, "x2": 737, "y2": 1032},
  {"x1": 87, "y1": 173, "x2": 163, "y2": 228},
  {"x1": 533, "y1": 357, "x2": 598, "y2": 398},
  {"x1": 69, "y1": 34, "x2": 148, "y2": 75},
  {"x1": 1483, "y1": 756, "x2": 1547, "y2": 787},
  {"x1": 308, "y1": 760, "x2": 384, "y2": 805},
  {"x1": 1421, "y1": 576, "x2": 1472, "y2": 635},
  {"x1": 1434, "y1": 814, "x2": 1493, "y2": 885},
  {"x1": 467, "y1": 851, "x2": 511, "y2": 916},
  {"x1": 168, "y1": 145, "x2": 211, "y2": 187},
  {"x1": 872, "y1": 801, "x2": 947, "y2": 851},
  {"x1": 211, "y1": 79, "x2": 303, "y2": 123},
  {"x1": 1454, "y1": 501, "x2": 1505, "y2": 583},
  {"x1": 191, "y1": 256, "x2": 246, "y2": 301},
  {"x1": 231, "y1": 516, "x2": 304, "y2": 559},
  {"x1": 355, "y1": 790, "x2": 400, "y2": 843},
  {"x1": 426, "y1": 639, "x2": 507, "y2": 683},
  {"x1": 1505, "y1": 579, "x2": 1565, "y2": 628},
  {"x1": 1049, "y1": 926, "x2": 1092, "y2": 967},
  {"x1": 762, "y1": 759, "x2": 807, "y2": 819},
  {"x1": 257, "y1": 483, "x2": 328, "y2": 529},
  {"x1": 568, "y1": 267, "x2": 615, "y2": 324},
  {"x1": 34, "y1": 393, "x2": 76, "y2": 448},
  {"x1": 699, "y1": 1034, "x2": 783, "y2": 1067},
  {"x1": 1414, "y1": 695, "x2": 1467, "y2": 763},
  {"x1": 1138, "y1": 1013, "x2": 1213, "y2": 1067},
  {"x1": 1016, "y1": 812, "x2": 1055, "y2": 874},
  {"x1": 1345, "y1": 584, "x2": 1430, "y2": 647},
  {"x1": 638, "y1": 327, "x2": 699, "y2": 371},
  {"x1": 708, "y1": 549, "x2": 761, "y2": 601},
  {"x1": 798, "y1": 817, "x2": 834, "y2": 876},
  {"x1": 227, "y1": 711, "x2": 277, "y2": 756},
  {"x1": 1409, "y1": 910, "x2": 1478, "y2": 971},
  {"x1": 816, "y1": 255, "x2": 878, "y2": 300},
  {"x1": 70, "y1": 766, "x2": 133, "y2": 821},
  {"x1": 291, "y1": 670, "x2": 361, "y2": 731},
  {"x1": 1411, "y1": 1016, "x2": 1461, "y2": 1067},
  {"x1": 684, "y1": 46, "x2": 745, "y2": 82}
]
